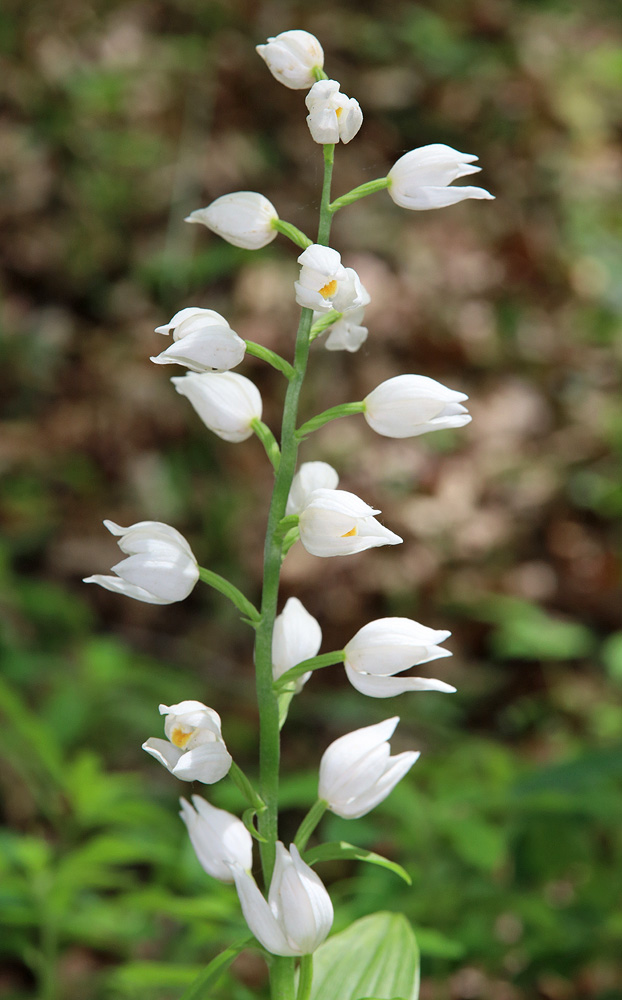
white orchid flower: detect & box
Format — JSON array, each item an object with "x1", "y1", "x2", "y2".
[
  {"x1": 179, "y1": 795, "x2": 252, "y2": 882},
  {"x1": 344, "y1": 617, "x2": 456, "y2": 698},
  {"x1": 286, "y1": 461, "x2": 340, "y2": 516},
  {"x1": 171, "y1": 371, "x2": 262, "y2": 442},
  {"x1": 364, "y1": 374, "x2": 471, "y2": 437},
  {"x1": 151, "y1": 307, "x2": 246, "y2": 373},
  {"x1": 295, "y1": 245, "x2": 369, "y2": 314},
  {"x1": 230, "y1": 842, "x2": 333, "y2": 956},
  {"x1": 186, "y1": 192, "x2": 278, "y2": 249},
  {"x1": 298, "y1": 488, "x2": 402, "y2": 557},
  {"x1": 319, "y1": 717, "x2": 420, "y2": 818},
  {"x1": 272, "y1": 597, "x2": 322, "y2": 690},
  {"x1": 83, "y1": 520, "x2": 199, "y2": 605},
  {"x1": 142, "y1": 700, "x2": 232, "y2": 783},
  {"x1": 387, "y1": 144, "x2": 494, "y2": 211},
  {"x1": 256, "y1": 30, "x2": 324, "y2": 90},
  {"x1": 305, "y1": 79, "x2": 363, "y2": 144}
]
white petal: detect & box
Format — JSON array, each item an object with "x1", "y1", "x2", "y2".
[
  {"x1": 286, "y1": 462, "x2": 340, "y2": 515},
  {"x1": 142, "y1": 737, "x2": 183, "y2": 771},
  {"x1": 83, "y1": 574, "x2": 172, "y2": 605},
  {"x1": 272, "y1": 597, "x2": 322, "y2": 682},
  {"x1": 151, "y1": 327, "x2": 246, "y2": 373},
  {"x1": 172, "y1": 371, "x2": 262, "y2": 442},
  {"x1": 171, "y1": 742, "x2": 232, "y2": 783},
  {"x1": 230, "y1": 864, "x2": 297, "y2": 956},
  {"x1": 345, "y1": 663, "x2": 456, "y2": 697}
]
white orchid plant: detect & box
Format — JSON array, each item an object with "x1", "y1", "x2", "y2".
[{"x1": 84, "y1": 27, "x2": 493, "y2": 1000}]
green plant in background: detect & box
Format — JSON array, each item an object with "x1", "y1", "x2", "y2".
[{"x1": 79, "y1": 28, "x2": 494, "y2": 1000}]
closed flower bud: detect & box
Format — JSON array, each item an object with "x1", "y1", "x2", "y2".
[
  {"x1": 151, "y1": 307, "x2": 246, "y2": 373},
  {"x1": 295, "y1": 245, "x2": 369, "y2": 314},
  {"x1": 305, "y1": 79, "x2": 363, "y2": 144},
  {"x1": 323, "y1": 306, "x2": 369, "y2": 353},
  {"x1": 272, "y1": 597, "x2": 322, "y2": 690},
  {"x1": 179, "y1": 795, "x2": 252, "y2": 882},
  {"x1": 387, "y1": 144, "x2": 494, "y2": 211},
  {"x1": 172, "y1": 371, "x2": 262, "y2": 443},
  {"x1": 364, "y1": 374, "x2": 471, "y2": 438},
  {"x1": 230, "y1": 842, "x2": 333, "y2": 956},
  {"x1": 256, "y1": 30, "x2": 324, "y2": 90},
  {"x1": 344, "y1": 618, "x2": 456, "y2": 698},
  {"x1": 186, "y1": 192, "x2": 278, "y2": 250},
  {"x1": 83, "y1": 520, "x2": 199, "y2": 605},
  {"x1": 299, "y1": 488, "x2": 402, "y2": 558},
  {"x1": 319, "y1": 717, "x2": 420, "y2": 819},
  {"x1": 286, "y1": 461, "x2": 340, "y2": 515},
  {"x1": 142, "y1": 701, "x2": 232, "y2": 783}
]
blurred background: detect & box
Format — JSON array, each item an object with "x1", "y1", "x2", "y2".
[{"x1": 1, "y1": 1, "x2": 621, "y2": 998}]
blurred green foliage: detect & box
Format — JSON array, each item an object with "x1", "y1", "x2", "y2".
[{"x1": 1, "y1": 0, "x2": 622, "y2": 998}]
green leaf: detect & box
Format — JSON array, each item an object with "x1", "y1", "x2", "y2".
[
  {"x1": 310, "y1": 912, "x2": 419, "y2": 1000},
  {"x1": 179, "y1": 938, "x2": 251, "y2": 1000},
  {"x1": 305, "y1": 842, "x2": 411, "y2": 886}
]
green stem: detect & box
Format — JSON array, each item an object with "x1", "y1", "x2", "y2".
[
  {"x1": 294, "y1": 799, "x2": 328, "y2": 853},
  {"x1": 270, "y1": 956, "x2": 296, "y2": 1000},
  {"x1": 297, "y1": 955, "x2": 314, "y2": 1000},
  {"x1": 228, "y1": 761, "x2": 264, "y2": 810},
  {"x1": 273, "y1": 650, "x2": 345, "y2": 695},
  {"x1": 251, "y1": 418, "x2": 281, "y2": 473},
  {"x1": 329, "y1": 176, "x2": 390, "y2": 213},
  {"x1": 296, "y1": 401, "x2": 365, "y2": 440},
  {"x1": 198, "y1": 567, "x2": 261, "y2": 623},
  {"x1": 272, "y1": 218, "x2": 313, "y2": 250},
  {"x1": 254, "y1": 147, "x2": 337, "y2": 892},
  {"x1": 245, "y1": 341, "x2": 296, "y2": 379},
  {"x1": 309, "y1": 309, "x2": 342, "y2": 342}
]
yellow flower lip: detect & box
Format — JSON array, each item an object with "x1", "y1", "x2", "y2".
[
  {"x1": 341, "y1": 526, "x2": 357, "y2": 537},
  {"x1": 171, "y1": 726, "x2": 193, "y2": 748},
  {"x1": 319, "y1": 279, "x2": 338, "y2": 299}
]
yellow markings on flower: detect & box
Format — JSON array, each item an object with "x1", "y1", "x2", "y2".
[
  {"x1": 335, "y1": 106, "x2": 343, "y2": 118},
  {"x1": 319, "y1": 279, "x2": 338, "y2": 299},
  {"x1": 341, "y1": 526, "x2": 357, "y2": 537},
  {"x1": 171, "y1": 726, "x2": 193, "y2": 748}
]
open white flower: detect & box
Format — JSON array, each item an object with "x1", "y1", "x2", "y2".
[
  {"x1": 256, "y1": 30, "x2": 324, "y2": 90},
  {"x1": 151, "y1": 308, "x2": 246, "y2": 373},
  {"x1": 299, "y1": 488, "x2": 402, "y2": 557},
  {"x1": 295, "y1": 245, "x2": 369, "y2": 314},
  {"x1": 83, "y1": 520, "x2": 199, "y2": 605},
  {"x1": 172, "y1": 371, "x2": 262, "y2": 442},
  {"x1": 179, "y1": 795, "x2": 252, "y2": 882},
  {"x1": 387, "y1": 144, "x2": 494, "y2": 211},
  {"x1": 230, "y1": 842, "x2": 333, "y2": 956},
  {"x1": 323, "y1": 306, "x2": 369, "y2": 353},
  {"x1": 344, "y1": 618, "x2": 456, "y2": 698},
  {"x1": 186, "y1": 192, "x2": 278, "y2": 249},
  {"x1": 142, "y1": 701, "x2": 232, "y2": 783},
  {"x1": 319, "y1": 717, "x2": 420, "y2": 818},
  {"x1": 305, "y1": 79, "x2": 363, "y2": 144},
  {"x1": 272, "y1": 597, "x2": 322, "y2": 690},
  {"x1": 286, "y1": 461, "x2": 340, "y2": 515},
  {"x1": 364, "y1": 374, "x2": 471, "y2": 437}
]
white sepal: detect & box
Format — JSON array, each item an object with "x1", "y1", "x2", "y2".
[
  {"x1": 364, "y1": 374, "x2": 471, "y2": 438},
  {"x1": 286, "y1": 461, "x2": 340, "y2": 515},
  {"x1": 305, "y1": 79, "x2": 363, "y2": 145},
  {"x1": 142, "y1": 700, "x2": 232, "y2": 784},
  {"x1": 151, "y1": 308, "x2": 246, "y2": 373},
  {"x1": 230, "y1": 842, "x2": 333, "y2": 956},
  {"x1": 272, "y1": 597, "x2": 322, "y2": 690},
  {"x1": 256, "y1": 30, "x2": 324, "y2": 90},
  {"x1": 186, "y1": 192, "x2": 278, "y2": 249},
  {"x1": 323, "y1": 306, "x2": 369, "y2": 353},
  {"x1": 387, "y1": 144, "x2": 494, "y2": 211},
  {"x1": 179, "y1": 794, "x2": 252, "y2": 882},
  {"x1": 171, "y1": 371, "x2": 262, "y2": 442},
  {"x1": 83, "y1": 520, "x2": 199, "y2": 605},
  {"x1": 319, "y1": 717, "x2": 420, "y2": 818},
  {"x1": 298, "y1": 488, "x2": 402, "y2": 557},
  {"x1": 343, "y1": 617, "x2": 456, "y2": 698}
]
